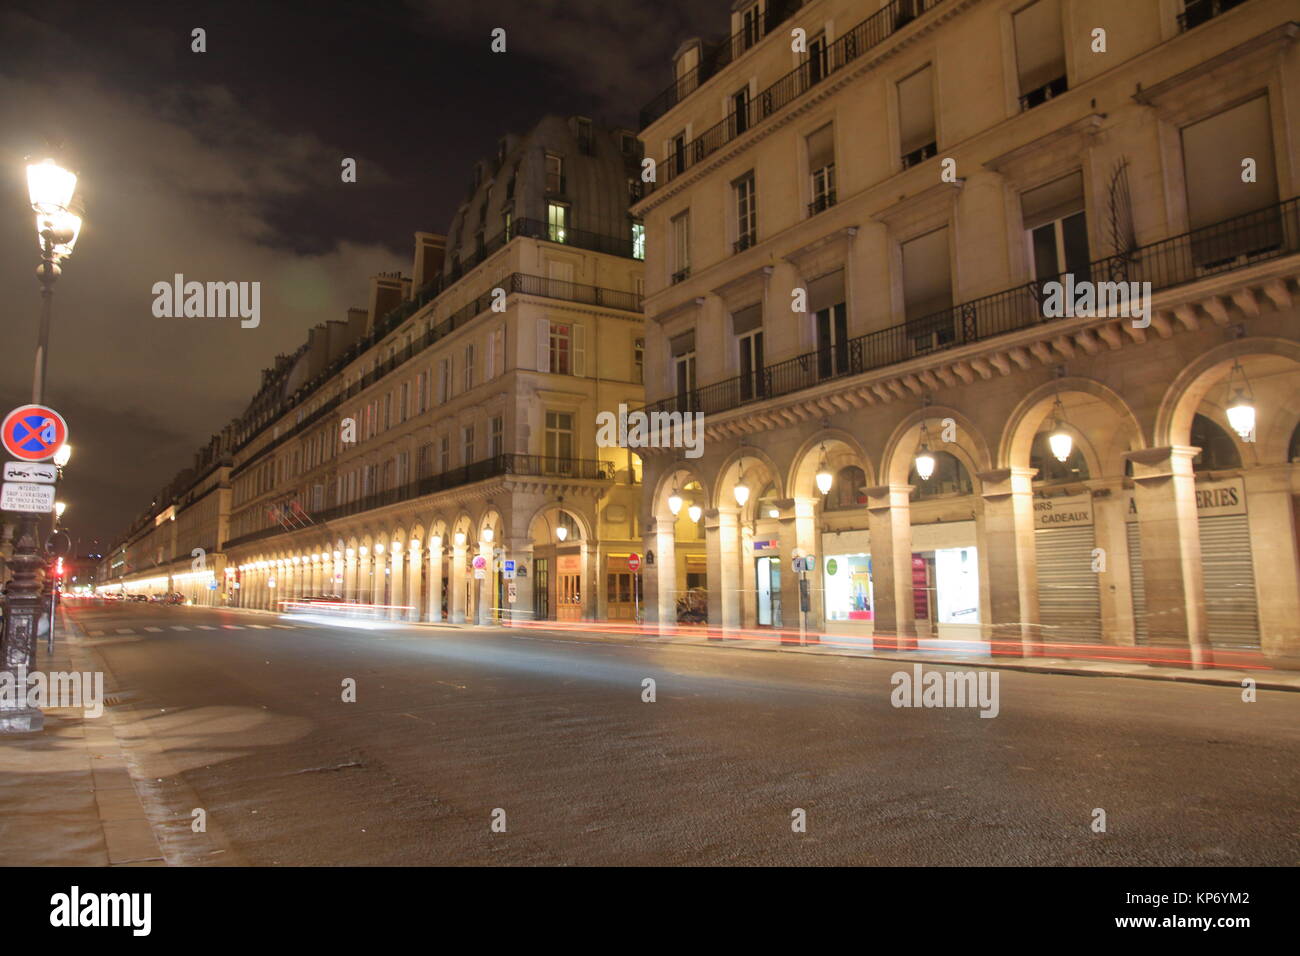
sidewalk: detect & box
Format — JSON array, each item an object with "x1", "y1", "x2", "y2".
[
  {"x1": 499, "y1": 622, "x2": 1300, "y2": 693},
  {"x1": 0, "y1": 608, "x2": 164, "y2": 866}
]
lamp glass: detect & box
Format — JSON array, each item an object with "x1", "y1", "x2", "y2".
[
  {"x1": 556, "y1": 525, "x2": 568, "y2": 542},
  {"x1": 454, "y1": 532, "x2": 466, "y2": 547},
  {"x1": 27, "y1": 160, "x2": 76, "y2": 214},
  {"x1": 914, "y1": 450, "x2": 936, "y2": 481},
  {"x1": 667, "y1": 492, "x2": 683, "y2": 516},
  {"x1": 1048, "y1": 428, "x2": 1073, "y2": 463},
  {"x1": 1225, "y1": 392, "x2": 1255, "y2": 440},
  {"x1": 815, "y1": 467, "x2": 833, "y2": 495},
  {"x1": 733, "y1": 482, "x2": 750, "y2": 507},
  {"x1": 482, "y1": 528, "x2": 494, "y2": 543},
  {"x1": 53, "y1": 443, "x2": 72, "y2": 467},
  {"x1": 687, "y1": 504, "x2": 703, "y2": 523}
]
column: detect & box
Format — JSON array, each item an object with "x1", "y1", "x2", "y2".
[
  {"x1": 704, "y1": 507, "x2": 741, "y2": 635},
  {"x1": 865, "y1": 484, "x2": 917, "y2": 650},
  {"x1": 1243, "y1": 465, "x2": 1300, "y2": 660},
  {"x1": 1085, "y1": 478, "x2": 1135, "y2": 646},
  {"x1": 450, "y1": 538, "x2": 467, "y2": 624},
  {"x1": 1125, "y1": 447, "x2": 1210, "y2": 665},
  {"x1": 345, "y1": 552, "x2": 358, "y2": 604},
  {"x1": 647, "y1": 517, "x2": 677, "y2": 630},
  {"x1": 578, "y1": 541, "x2": 594, "y2": 621},
  {"x1": 389, "y1": 549, "x2": 404, "y2": 621},
  {"x1": 476, "y1": 540, "x2": 493, "y2": 626},
  {"x1": 427, "y1": 541, "x2": 444, "y2": 622},
  {"x1": 976, "y1": 467, "x2": 1040, "y2": 657}
]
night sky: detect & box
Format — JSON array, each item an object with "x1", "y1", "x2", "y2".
[{"x1": 0, "y1": 0, "x2": 708, "y2": 552}]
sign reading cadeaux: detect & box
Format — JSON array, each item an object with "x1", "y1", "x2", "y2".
[
  {"x1": 1033, "y1": 492, "x2": 1094, "y2": 529},
  {"x1": 2, "y1": 405, "x2": 68, "y2": 463}
]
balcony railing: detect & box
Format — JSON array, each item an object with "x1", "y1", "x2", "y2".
[
  {"x1": 639, "y1": 0, "x2": 808, "y2": 128},
  {"x1": 646, "y1": 0, "x2": 946, "y2": 190},
  {"x1": 225, "y1": 455, "x2": 614, "y2": 549},
  {"x1": 1018, "y1": 75, "x2": 1069, "y2": 112},
  {"x1": 808, "y1": 191, "x2": 837, "y2": 217},
  {"x1": 646, "y1": 196, "x2": 1299, "y2": 418}
]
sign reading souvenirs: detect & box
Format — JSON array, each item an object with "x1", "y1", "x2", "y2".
[{"x1": 1033, "y1": 492, "x2": 1094, "y2": 529}]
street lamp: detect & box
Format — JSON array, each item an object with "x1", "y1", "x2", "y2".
[
  {"x1": 1224, "y1": 361, "x2": 1256, "y2": 440},
  {"x1": 53, "y1": 443, "x2": 72, "y2": 468},
  {"x1": 815, "y1": 441, "x2": 833, "y2": 496},
  {"x1": 2, "y1": 156, "x2": 82, "y2": 733},
  {"x1": 913, "y1": 421, "x2": 936, "y2": 482},
  {"x1": 687, "y1": 503, "x2": 703, "y2": 523},
  {"x1": 1045, "y1": 396, "x2": 1073, "y2": 463}
]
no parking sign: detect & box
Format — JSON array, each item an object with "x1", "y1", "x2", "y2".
[{"x1": 2, "y1": 405, "x2": 68, "y2": 463}]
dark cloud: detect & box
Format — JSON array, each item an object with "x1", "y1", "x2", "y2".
[{"x1": 0, "y1": 0, "x2": 715, "y2": 547}]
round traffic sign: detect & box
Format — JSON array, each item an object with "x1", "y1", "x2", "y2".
[
  {"x1": 2, "y1": 405, "x2": 68, "y2": 462},
  {"x1": 627, "y1": 552, "x2": 641, "y2": 573}
]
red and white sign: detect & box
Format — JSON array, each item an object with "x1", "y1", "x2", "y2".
[
  {"x1": 626, "y1": 553, "x2": 641, "y2": 573},
  {"x1": 2, "y1": 405, "x2": 68, "y2": 463}
]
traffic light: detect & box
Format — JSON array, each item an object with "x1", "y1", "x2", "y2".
[{"x1": 54, "y1": 557, "x2": 64, "y2": 578}]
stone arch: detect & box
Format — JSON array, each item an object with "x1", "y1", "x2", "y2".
[
  {"x1": 712, "y1": 444, "x2": 784, "y2": 516},
  {"x1": 1156, "y1": 337, "x2": 1300, "y2": 464},
  {"x1": 1000, "y1": 376, "x2": 1144, "y2": 478},
  {"x1": 526, "y1": 500, "x2": 596, "y2": 543},
  {"x1": 787, "y1": 427, "x2": 876, "y2": 501},
  {"x1": 650, "y1": 460, "x2": 712, "y2": 522},
  {"x1": 881, "y1": 406, "x2": 993, "y2": 488}
]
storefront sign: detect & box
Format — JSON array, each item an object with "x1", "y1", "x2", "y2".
[
  {"x1": 753, "y1": 539, "x2": 778, "y2": 552},
  {"x1": 1033, "y1": 493, "x2": 1093, "y2": 529},
  {"x1": 1125, "y1": 477, "x2": 1246, "y2": 520}
]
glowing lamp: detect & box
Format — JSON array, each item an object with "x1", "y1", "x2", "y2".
[
  {"x1": 687, "y1": 504, "x2": 703, "y2": 523},
  {"x1": 27, "y1": 159, "x2": 77, "y2": 214},
  {"x1": 667, "y1": 492, "x2": 683, "y2": 516}
]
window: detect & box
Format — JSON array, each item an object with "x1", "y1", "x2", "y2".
[
  {"x1": 671, "y1": 330, "x2": 697, "y2": 411},
  {"x1": 671, "y1": 131, "x2": 687, "y2": 178},
  {"x1": 417, "y1": 443, "x2": 432, "y2": 478},
  {"x1": 485, "y1": 327, "x2": 504, "y2": 380},
  {"x1": 811, "y1": 269, "x2": 848, "y2": 379},
  {"x1": 824, "y1": 466, "x2": 867, "y2": 512},
  {"x1": 545, "y1": 411, "x2": 574, "y2": 463},
  {"x1": 1014, "y1": 0, "x2": 1067, "y2": 111},
  {"x1": 734, "y1": 172, "x2": 757, "y2": 253},
  {"x1": 633, "y1": 337, "x2": 644, "y2": 383},
  {"x1": 399, "y1": 382, "x2": 409, "y2": 423},
  {"x1": 576, "y1": 118, "x2": 593, "y2": 155},
  {"x1": 902, "y1": 229, "x2": 953, "y2": 350},
  {"x1": 1030, "y1": 432, "x2": 1088, "y2": 483},
  {"x1": 439, "y1": 434, "x2": 450, "y2": 472},
  {"x1": 1023, "y1": 172, "x2": 1090, "y2": 284},
  {"x1": 632, "y1": 221, "x2": 646, "y2": 260},
  {"x1": 462, "y1": 424, "x2": 475, "y2": 464},
  {"x1": 1191, "y1": 414, "x2": 1242, "y2": 472},
  {"x1": 503, "y1": 208, "x2": 513, "y2": 239},
  {"x1": 547, "y1": 202, "x2": 568, "y2": 243},
  {"x1": 909, "y1": 450, "x2": 973, "y2": 499},
  {"x1": 464, "y1": 344, "x2": 476, "y2": 391},
  {"x1": 741, "y1": 3, "x2": 760, "y2": 50},
  {"x1": 732, "y1": 85, "x2": 750, "y2": 137},
  {"x1": 807, "y1": 124, "x2": 836, "y2": 215},
  {"x1": 545, "y1": 153, "x2": 564, "y2": 193},
  {"x1": 437, "y1": 358, "x2": 451, "y2": 403},
  {"x1": 1181, "y1": 95, "x2": 1281, "y2": 268},
  {"x1": 807, "y1": 30, "x2": 827, "y2": 85},
  {"x1": 621, "y1": 132, "x2": 637, "y2": 156},
  {"x1": 898, "y1": 65, "x2": 937, "y2": 168},
  {"x1": 671, "y1": 211, "x2": 691, "y2": 282},
  {"x1": 733, "y1": 304, "x2": 764, "y2": 400},
  {"x1": 542, "y1": 321, "x2": 584, "y2": 375},
  {"x1": 489, "y1": 416, "x2": 504, "y2": 457},
  {"x1": 1178, "y1": 0, "x2": 1248, "y2": 33}
]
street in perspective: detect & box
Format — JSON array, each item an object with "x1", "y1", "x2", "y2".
[{"x1": 0, "y1": 0, "x2": 1296, "y2": 932}]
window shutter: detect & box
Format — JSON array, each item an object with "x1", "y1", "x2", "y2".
[
  {"x1": 808, "y1": 269, "x2": 846, "y2": 314},
  {"x1": 807, "y1": 124, "x2": 834, "y2": 171},
  {"x1": 485, "y1": 334, "x2": 495, "y2": 380},
  {"x1": 538, "y1": 318, "x2": 551, "y2": 372},
  {"x1": 1013, "y1": 0, "x2": 1065, "y2": 96},
  {"x1": 898, "y1": 66, "x2": 935, "y2": 156},
  {"x1": 494, "y1": 328, "x2": 505, "y2": 378},
  {"x1": 732, "y1": 304, "x2": 763, "y2": 335},
  {"x1": 1021, "y1": 171, "x2": 1084, "y2": 231},
  {"x1": 573, "y1": 324, "x2": 586, "y2": 377},
  {"x1": 1182, "y1": 95, "x2": 1279, "y2": 229},
  {"x1": 670, "y1": 329, "x2": 695, "y2": 356}
]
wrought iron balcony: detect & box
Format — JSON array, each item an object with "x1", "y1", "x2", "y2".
[
  {"x1": 901, "y1": 141, "x2": 937, "y2": 170},
  {"x1": 645, "y1": 195, "x2": 1299, "y2": 419},
  {"x1": 644, "y1": 0, "x2": 946, "y2": 189},
  {"x1": 1178, "y1": 0, "x2": 1249, "y2": 32},
  {"x1": 1018, "y1": 75, "x2": 1069, "y2": 112},
  {"x1": 808, "y1": 191, "x2": 837, "y2": 217}
]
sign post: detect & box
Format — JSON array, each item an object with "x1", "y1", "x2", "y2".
[{"x1": 627, "y1": 553, "x2": 642, "y2": 622}]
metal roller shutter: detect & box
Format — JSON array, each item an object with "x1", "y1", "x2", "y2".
[
  {"x1": 1034, "y1": 526, "x2": 1102, "y2": 644},
  {"x1": 1198, "y1": 514, "x2": 1259, "y2": 648},
  {"x1": 1127, "y1": 523, "x2": 1147, "y2": 644}
]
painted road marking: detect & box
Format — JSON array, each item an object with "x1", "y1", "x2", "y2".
[
  {"x1": 272, "y1": 625, "x2": 295, "y2": 629},
  {"x1": 115, "y1": 628, "x2": 134, "y2": 634},
  {"x1": 87, "y1": 629, "x2": 104, "y2": 636},
  {"x1": 171, "y1": 626, "x2": 190, "y2": 631},
  {"x1": 144, "y1": 626, "x2": 163, "y2": 632},
  {"x1": 249, "y1": 624, "x2": 269, "y2": 629},
  {"x1": 197, "y1": 625, "x2": 216, "y2": 630},
  {"x1": 222, "y1": 625, "x2": 243, "y2": 630}
]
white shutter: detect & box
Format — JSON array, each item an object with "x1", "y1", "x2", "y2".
[
  {"x1": 1034, "y1": 526, "x2": 1102, "y2": 644},
  {"x1": 485, "y1": 331, "x2": 496, "y2": 380},
  {"x1": 538, "y1": 318, "x2": 550, "y2": 372},
  {"x1": 573, "y1": 324, "x2": 586, "y2": 377},
  {"x1": 1127, "y1": 522, "x2": 1147, "y2": 645},
  {"x1": 494, "y1": 328, "x2": 505, "y2": 378}
]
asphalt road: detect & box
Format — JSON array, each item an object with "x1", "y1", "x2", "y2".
[{"x1": 63, "y1": 600, "x2": 1300, "y2": 866}]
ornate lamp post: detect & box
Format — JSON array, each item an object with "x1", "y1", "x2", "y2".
[{"x1": 1, "y1": 157, "x2": 81, "y2": 733}]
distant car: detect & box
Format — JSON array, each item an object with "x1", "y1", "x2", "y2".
[
  {"x1": 165, "y1": 592, "x2": 186, "y2": 605},
  {"x1": 130, "y1": 594, "x2": 149, "y2": 602}
]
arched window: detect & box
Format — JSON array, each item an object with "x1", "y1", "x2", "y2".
[
  {"x1": 823, "y1": 465, "x2": 866, "y2": 511},
  {"x1": 1030, "y1": 431, "x2": 1089, "y2": 483},
  {"x1": 1191, "y1": 413, "x2": 1241, "y2": 472},
  {"x1": 909, "y1": 451, "x2": 973, "y2": 499}
]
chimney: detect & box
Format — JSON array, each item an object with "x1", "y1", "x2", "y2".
[
  {"x1": 346, "y1": 307, "x2": 368, "y2": 343},
  {"x1": 368, "y1": 272, "x2": 404, "y2": 331},
  {"x1": 412, "y1": 233, "x2": 447, "y2": 290}
]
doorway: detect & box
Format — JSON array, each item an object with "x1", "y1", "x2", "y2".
[{"x1": 756, "y1": 556, "x2": 782, "y2": 627}]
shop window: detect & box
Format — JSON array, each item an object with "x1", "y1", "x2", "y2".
[
  {"x1": 909, "y1": 450, "x2": 973, "y2": 498},
  {"x1": 1191, "y1": 413, "x2": 1241, "y2": 472},
  {"x1": 1030, "y1": 431, "x2": 1089, "y2": 483},
  {"x1": 824, "y1": 466, "x2": 867, "y2": 511}
]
